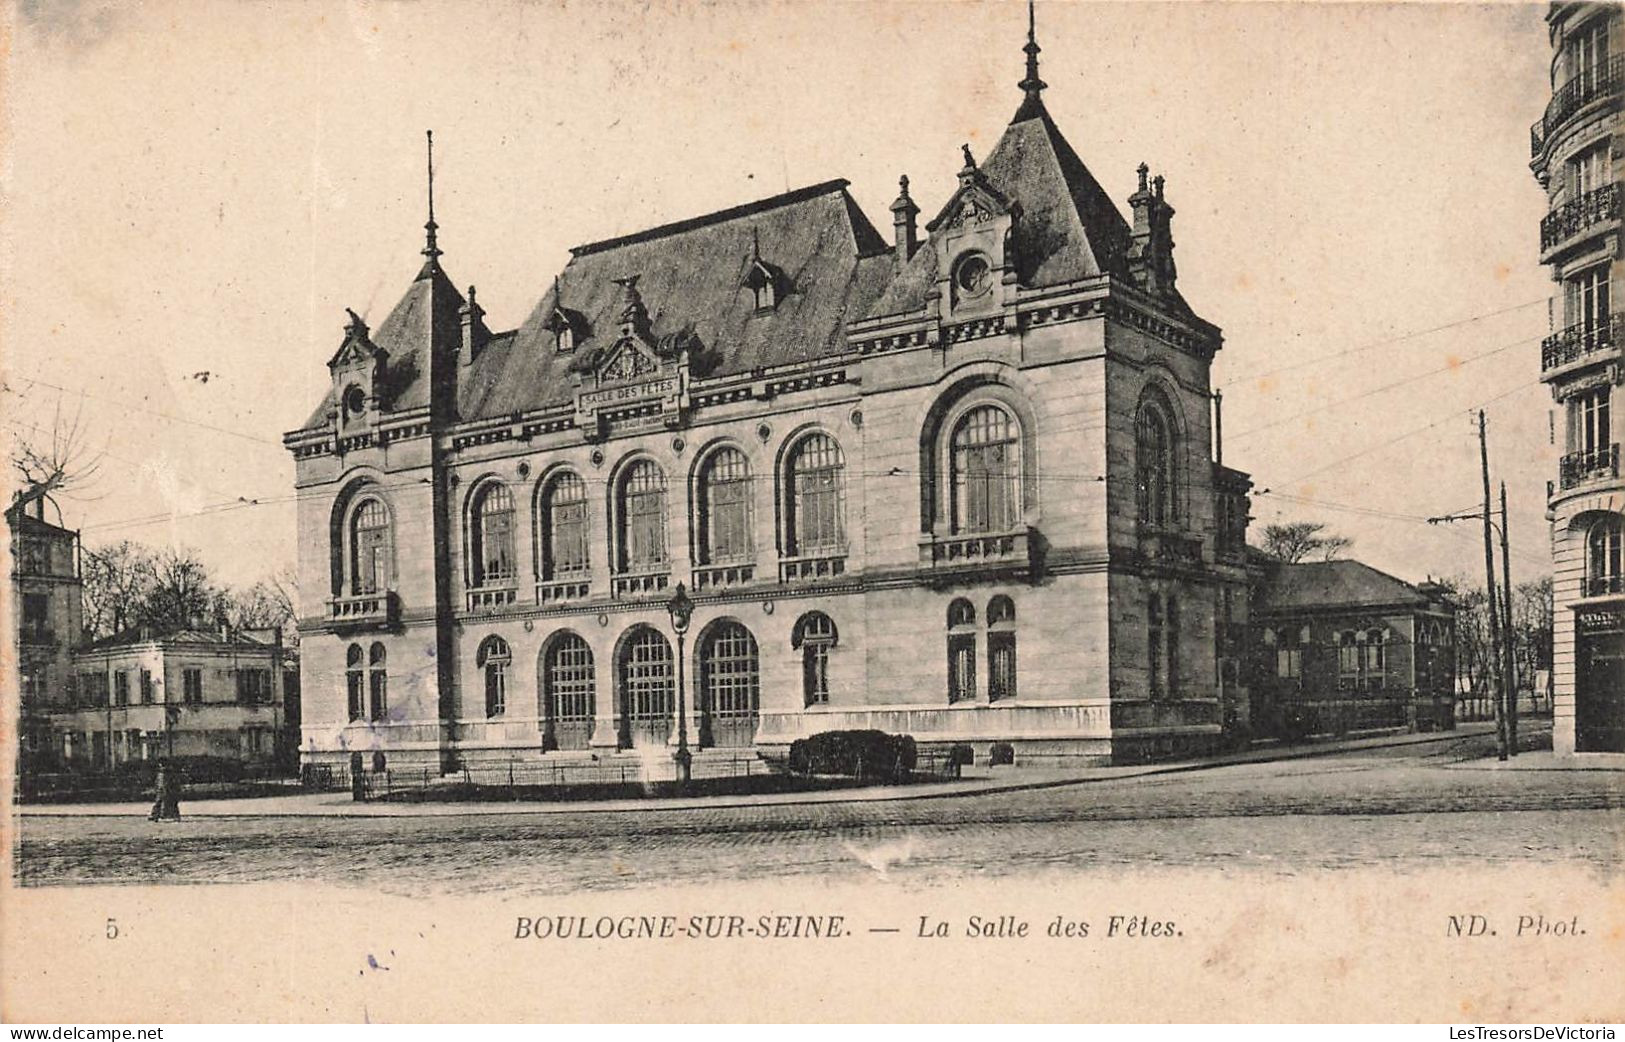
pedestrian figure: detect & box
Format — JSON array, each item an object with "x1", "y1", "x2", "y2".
[{"x1": 149, "y1": 760, "x2": 182, "y2": 822}]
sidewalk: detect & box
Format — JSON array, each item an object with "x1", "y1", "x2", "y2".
[{"x1": 16, "y1": 721, "x2": 1510, "y2": 819}]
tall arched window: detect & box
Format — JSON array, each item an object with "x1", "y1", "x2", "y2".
[
  {"x1": 540, "y1": 472, "x2": 589, "y2": 579},
  {"x1": 542, "y1": 633, "x2": 595, "y2": 751},
  {"x1": 951, "y1": 405, "x2": 1021, "y2": 534},
  {"x1": 351, "y1": 498, "x2": 392, "y2": 595},
  {"x1": 1136, "y1": 400, "x2": 1176, "y2": 527},
  {"x1": 471, "y1": 482, "x2": 517, "y2": 586},
  {"x1": 480, "y1": 636, "x2": 510, "y2": 717},
  {"x1": 947, "y1": 598, "x2": 977, "y2": 703},
  {"x1": 618, "y1": 626, "x2": 674, "y2": 748},
  {"x1": 1588, "y1": 515, "x2": 1624, "y2": 596},
  {"x1": 618, "y1": 460, "x2": 669, "y2": 572},
  {"x1": 987, "y1": 595, "x2": 1017, "y2": 702},
  {"x1": 786, "y1": 433, "x2": 845, "y2": 554},
  {"x1": 345, "y1": 644, "x2": 365, "y2": 722},
  {"x1": 793, "y1": 612, "x2": 838, "y2": 707},
  {"x1": 697, "y1": 448, "x2": 752, "y2": 564},
  {"x1": 1338, "y1": 631, "x2": 1360, "y2": 680},
  {"x1": 699, "y1": 621, "x2": 760, "y2": 747},
  {"x1": 367, "y1": 642, "x2": 388, "y2": 723},
  {"x1": 1364, "y1": 629, "x2": 1386, "y2": 684}
]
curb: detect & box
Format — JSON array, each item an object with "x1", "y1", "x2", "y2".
[{"x1": 17, "y1": 723, "x2": 1506, "y2": 821}]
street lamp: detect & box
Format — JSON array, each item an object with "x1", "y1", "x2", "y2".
[{"x1": 666, "y1": 583, "x2": 694, "y2": 787}]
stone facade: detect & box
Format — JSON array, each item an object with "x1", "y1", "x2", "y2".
[
  {"x1": 285, "y1": 24, "x2": 1254, "y2": 774},
  {"x1": 1531, "y1": 2, "x2": 1625, "y2": 755}
]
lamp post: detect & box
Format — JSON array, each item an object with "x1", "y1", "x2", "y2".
[{"x1": 666, "y1": 583, "x2": 694, "y2": 787}]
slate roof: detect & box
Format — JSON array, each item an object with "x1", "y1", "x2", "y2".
[
  {"x1": 1252, "y1": 560, "x2": 1442, "y2": 614},
  {"x1": 865, "y1": 98, "x2": 1133, "y2": 320},
  {"x1": 83, "y1": 625, "x2": 283, "y2": 652}
]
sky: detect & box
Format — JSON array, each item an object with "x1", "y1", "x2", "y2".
[{"x1": 2, "y1": 0, "x2": 1557, "y2": 592}]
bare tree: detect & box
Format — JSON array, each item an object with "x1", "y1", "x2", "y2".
[
  {"x1": 1258, "y1": 521, "x2": 1353, "y2": 563},
  {"x1": 140, "y1": 547, "x2": 220, "y2": 631},
  {"x1": 9, "y1": 396, "x2": 103, "y2": 513},
  {"x1": 82, "y1": 541, "x2": 159, "y2": 639}
]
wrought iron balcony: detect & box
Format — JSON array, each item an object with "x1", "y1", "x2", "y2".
[
  {"x1": 611, "y1": 569, "x2": 670, "y2": 599},
  {"x1": 466, "y1": 584, "x2": 518, "y2": 612},
  {"x1": 1540, "y1": 183, "x2": 1621, "y2": 256},
  {"x1": 1558, "y1": 443, "x2": 1620, "y2": 490},
  {"x1": 1542, "y1": 313, "x2": 1621, "y2": 375},
  {"x1": 327, "y1": 591, "x2": 398, "y2": 629},
  {"x1": 1531, "y1": 54, "x2": 1624, "y2": 158},
  {"x1": 779, "y1": 552, "x2": 847, "y2": 583},
  {"x1": 691, "y1": 562, "x2": 754, "y2": 590},
  {"x1": 536, "y1": 577, "x2": 590, "y2": 605}
]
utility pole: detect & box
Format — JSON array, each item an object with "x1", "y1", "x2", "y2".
[
  {"x1": 1500, "y1": 481, "x2": 1518, "y2": 757},
  {"x1": 1479, "y1": 411, "x2": 1508, "y2": 761}
]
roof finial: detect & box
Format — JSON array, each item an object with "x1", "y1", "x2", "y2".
[
  {"x1": 422, "y1": 129, "x2": 442, "y2": 265},
  {"x1": 1018, "y1": 0, "x2": 1046, "y2": 106}
]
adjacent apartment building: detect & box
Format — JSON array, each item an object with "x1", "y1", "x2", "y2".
[
  {"x1": 284, "y1": 14, "x2": 1256, "y2": 774},
  {"x1": 1531, "y1": 1, "x2": 1624, "y2": 754},
  {"x1": 7, "y1": 497, "x2": 85, "y2": 777}
]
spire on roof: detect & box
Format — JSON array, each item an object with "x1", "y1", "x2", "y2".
[
  {"x1": 420, "y1": 129, "x2": 443, "y2": 273},
  {"x1": 1014, "y1": 0, "x2": 1048, "y2": 122}
]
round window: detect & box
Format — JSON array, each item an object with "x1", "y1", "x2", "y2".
[
  {"x1": 342, "y1": 385, "x2": 366, "y2": 418},
  {"x1": 954, "y1": 253, "x2": 992, "y2": 298}
]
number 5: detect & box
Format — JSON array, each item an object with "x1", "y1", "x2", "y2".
[{"x1": 106, "y1": 918, "x2": 118, "y2": 939}]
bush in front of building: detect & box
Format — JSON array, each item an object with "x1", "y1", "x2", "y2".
[
  {"x1": 788, "y1": 730, "x2": 918, "y2": 781},
  {"x1": 988, "y1": 742, "x2": 1015, "y2": 766}
]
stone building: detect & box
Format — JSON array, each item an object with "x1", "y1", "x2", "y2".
[
  {"x1": 284, "y1": 15, "x2": 1255, "y2": 774},
  {"x1": 1250, "y1": 559, "x2": 1456, "y2": 739},
  {"x1": 7, "y1": 497, "x2": 84, "y2": 776},
  {"x1": 1531, "y1": 1, "x2": 1624, "y2": 754},
  {"x1": 59, "y1": 626, "x2": 298, "y2": 771}
]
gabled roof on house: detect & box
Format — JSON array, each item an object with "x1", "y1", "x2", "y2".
[{"x1": 1253, "y1": 559, "x2": 1444, "y2": 614}]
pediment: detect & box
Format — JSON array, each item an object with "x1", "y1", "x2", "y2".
[
  {"x1": 596, "y1": 337, "x2": 661, "y2": 384},
  {"x1": 927, "y1": 180, "x2": 1016, "y2": 234}
]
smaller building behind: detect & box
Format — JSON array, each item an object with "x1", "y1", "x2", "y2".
[
  {"x1": 48, "y1": 626, "x2": 300, "y2": 775},
  {"x1": 1250, "y1": 557, "x2": 1457, "y2": 740}
]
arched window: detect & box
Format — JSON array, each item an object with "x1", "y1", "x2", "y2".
[
  {"x1": 987, "y1": 595, "x2": 1017, "y2": 702},
  {"x1": 786, "y1": 433, "x2": 845, "y2": 555},
  {"x1": 1587, "y1": 515, "x2": 1623, "y2": 596},
  {"x1": 699, "y1": 622, "x2": 760, "y2": 748},
  {"x1": 1276, "y1": 625, "x2": 1304, "y2": 680},
  {"x1": 540, "y1": 472, "x2": 589, "y2": 579},
  {"x1": 697, "y1": 447, "x2": 752, "y2": 564},
  {"x1": 618, "y1": 460, "x2": 669, "y2": 572},
  {"x1": 1338, "y1": 631, "x2": 1360, "y2": 678},
  {"x1": 480, "y1": 636, "x2": 510, "y2": 717},
  {"x1": 793, "y1": 612, "x2": 838, "y2": 707},
  {"x1": 367, "y1": 642, "x2": 388, "y2": 723},
  {"x1": 951, "y1": 405, "x2": 1021, "y2": 534},
  {"x1": 618, "y1": 627, "x2": 674, "y2": 748},
  {"x1": 947, "y1": 598, "x2": 977, "y2": 703},
  {"x1": 1136, "y1": 399, "x2": 1177, "y2": 527},
  {"x1": 351, "y1": 498, "x2": 392, "y2": 595},
  {"x1": 345, "y1": 644, "x2": 365, "y2": 722},
  {"x1": 471, "y1": 482, "x2": 517, "y2": 587},
  {"x1": 542, "y1": 633, "x2": 595, "y2": 751},
  {"x1": 1364, "y1": 629, "x2": 1386, "y2": 680}
]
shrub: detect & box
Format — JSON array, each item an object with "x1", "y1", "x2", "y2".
[
  {"x1": 988, "y1": 742, "x2": 1015, "y2": 767},
  {"x1": 798, "y1": 730, "x2": 916, "y2": 781},
  {"x1": 947, "y1": 744, "x2": 975, "y2": 767}
]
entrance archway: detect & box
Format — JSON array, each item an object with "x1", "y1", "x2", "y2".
[{"x1": 617, "y1": 626, "x2": 674, "y2": 749}]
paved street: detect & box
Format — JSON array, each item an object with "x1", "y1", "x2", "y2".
[{"x1": 15, "y1": 726, "x2": 1624, "y2": 894}]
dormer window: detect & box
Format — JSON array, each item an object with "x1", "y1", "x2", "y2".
[
  {"x1": 744, "y1": 256, "x2": 781, "y2": 314},
  {"x1": 545, "y1": 303, "x2": 584, "y2": 354},
  {"x1": 556, "y1": 325, "x2": 575, "y2": 354},
  {"x1": 954, "y1": 252, "x2": 993, "y2": 299}
]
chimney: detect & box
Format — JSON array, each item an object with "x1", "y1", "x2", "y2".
[
  {"x1": 1127, "y1": 163, "x2": 1155, "y2": 290},
  {"x1": 890, "y1": 175, "x2": 920, "y2": 268},
  {"x1": 1126, "y1": 165, "x2": 1178, "y2": 296},
  {"x1": 459, "y1": 284, "x2": 488, "y2": 367}
]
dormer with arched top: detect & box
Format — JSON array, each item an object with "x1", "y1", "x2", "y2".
[{"x1": 327, "y1": 308, "x2": 388, "y2": 432}]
